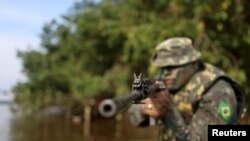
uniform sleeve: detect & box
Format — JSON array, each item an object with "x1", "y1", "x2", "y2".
[
  {"x1": 163, "y1": 80, "x2": 237, "y2": 141},
  {"x1": 127, "y1": 104, "x2": 150, "y2": 127}
]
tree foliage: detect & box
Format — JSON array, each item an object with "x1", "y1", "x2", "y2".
[{"x1": 13, "y1": 0, "x2": 250, "y2": 113}]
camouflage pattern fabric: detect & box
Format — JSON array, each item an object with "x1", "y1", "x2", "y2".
[
  {"x1": 159, "y1": 63, "x2": 238, "y2": 141},
  {"x1": 150, "y1": 37, "x2": 201, "y2": 67},
  {"x1": 128, "y1": 63, "x2": 240, "y2": 141}
]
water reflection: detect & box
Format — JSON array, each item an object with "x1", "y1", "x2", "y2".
[
  {"x1": 10, "y1": 114, "x2": 83, "y2": 141},
  {"x1": 90, "y1": 113, "x2": 158, "y2": 141},
  {"x1": 1, "y1": 103, "x2": 250, "y2": 141},
  {"x1": 0, "y1": 104, "x2": 12, "y2": 141},
  {"x1": 0, "y1": 103, "x2": 157, "y2": 141}
]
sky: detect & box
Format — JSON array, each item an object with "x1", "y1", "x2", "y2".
[{"x1": 0, "y1": 0, "x2": 79, "y2": 95}]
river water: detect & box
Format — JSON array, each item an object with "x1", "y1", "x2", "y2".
[
  {"x1": 0, "y1": 103, "x2": 158, "y2": 141},
  {"x1": 0, "y1": 104, "x2": 12, "y2": 141},
  {"x1": 1, "y1": 103, "x2": 250, "y2": 141}
]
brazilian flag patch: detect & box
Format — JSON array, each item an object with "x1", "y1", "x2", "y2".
[{"x1": 217, "y1": 101, "x2": 232, "y2": 121}]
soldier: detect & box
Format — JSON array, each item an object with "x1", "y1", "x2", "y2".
[{"x1": 128, "y1": 37, "x2": 246, "y2": 141}]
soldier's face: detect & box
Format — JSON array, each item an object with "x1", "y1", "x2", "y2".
[{"x1": 161, "y1": 63, "x2": 195, "y2": 93}]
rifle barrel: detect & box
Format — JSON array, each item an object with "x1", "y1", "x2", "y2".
[
  {"x1": 98, "y1": 83, "x2": 165, "y2": 118},
  {"x1": 98, "y1": 93, "x2": 141, "y2": 118}
]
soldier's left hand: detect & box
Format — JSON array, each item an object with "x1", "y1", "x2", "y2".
[{"x1": 141, "y1": 81, "x2": 172, "y2": 118}]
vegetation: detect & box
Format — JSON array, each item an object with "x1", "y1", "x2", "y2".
[{"x1": 13, "y1": 0, "x2": 250, "y2": 115}]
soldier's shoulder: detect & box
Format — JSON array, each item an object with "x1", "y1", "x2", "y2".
[{"x1": 204, "y1": 79, "x2": 235, "y2": 99}]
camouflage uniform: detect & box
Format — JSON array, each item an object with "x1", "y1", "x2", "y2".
[{"x1": 128, "y1": 37, "x2": 246, "y2": 141}]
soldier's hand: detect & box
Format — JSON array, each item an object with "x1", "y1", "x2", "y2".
[{"x1": 141, "y1": 82, "x2": 172, "y2": 118}]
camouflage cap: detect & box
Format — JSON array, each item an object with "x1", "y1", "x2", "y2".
[{"x1": 150, "y1": 37, "x2": 201, "y2": 67}]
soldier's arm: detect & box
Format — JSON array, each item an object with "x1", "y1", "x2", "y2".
[
  {"x1": 128, "y1": 104, "x2": 150, "y2": 127},
  {"x1": 164, "y1": 80, "x2": 237, "y2": 141},
  {"x1": 128, "y1": 86, "x2": 171, "y2": 127}
]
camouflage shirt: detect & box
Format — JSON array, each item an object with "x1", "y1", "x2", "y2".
[{"x1": 128, "y1": 63, "x2": 244, "y2": 141}]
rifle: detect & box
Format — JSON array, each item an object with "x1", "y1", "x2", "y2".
[{"x1": 98, "y1": 73, "x2": 165, "y2": 118}]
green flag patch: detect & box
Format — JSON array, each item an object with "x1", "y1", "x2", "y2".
[{"x1": 217, "y1": 101, "x2": 232, "y2": 121}]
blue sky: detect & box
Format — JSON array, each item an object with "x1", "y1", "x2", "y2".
[{"x1": 0, "y1": 0, "x2": 79, "y2": 93}]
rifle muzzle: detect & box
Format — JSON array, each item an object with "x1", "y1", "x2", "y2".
[{"x1": 98, "y1": 99, "x2": 117, "y2": 118}]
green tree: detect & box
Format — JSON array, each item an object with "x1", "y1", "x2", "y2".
[{"x1": 13, "y1": 0, "x2": 250, "y2": 115}]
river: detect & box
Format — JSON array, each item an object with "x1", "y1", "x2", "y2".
[
  {"x1": 0, "y1": 103, "x2": 158, "y2": 141},
  {"x1": 0, "y1": 103, "x2": 12, "y2": 141},
  {"x1": 1, "y1": 103, "x2": 249, "y2": 141}
]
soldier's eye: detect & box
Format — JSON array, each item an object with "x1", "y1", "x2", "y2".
[{"x1": 161, "y1": 66, "x2": 178, "y2": 72}]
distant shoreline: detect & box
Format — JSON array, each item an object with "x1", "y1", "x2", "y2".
[{"x1": 0, "y1": 101, "x2": 12, "y2": 105}]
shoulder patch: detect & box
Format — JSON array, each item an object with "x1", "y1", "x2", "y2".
[{"x1": 217, "y1": 101, "x2": 232, "y2": 121}]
